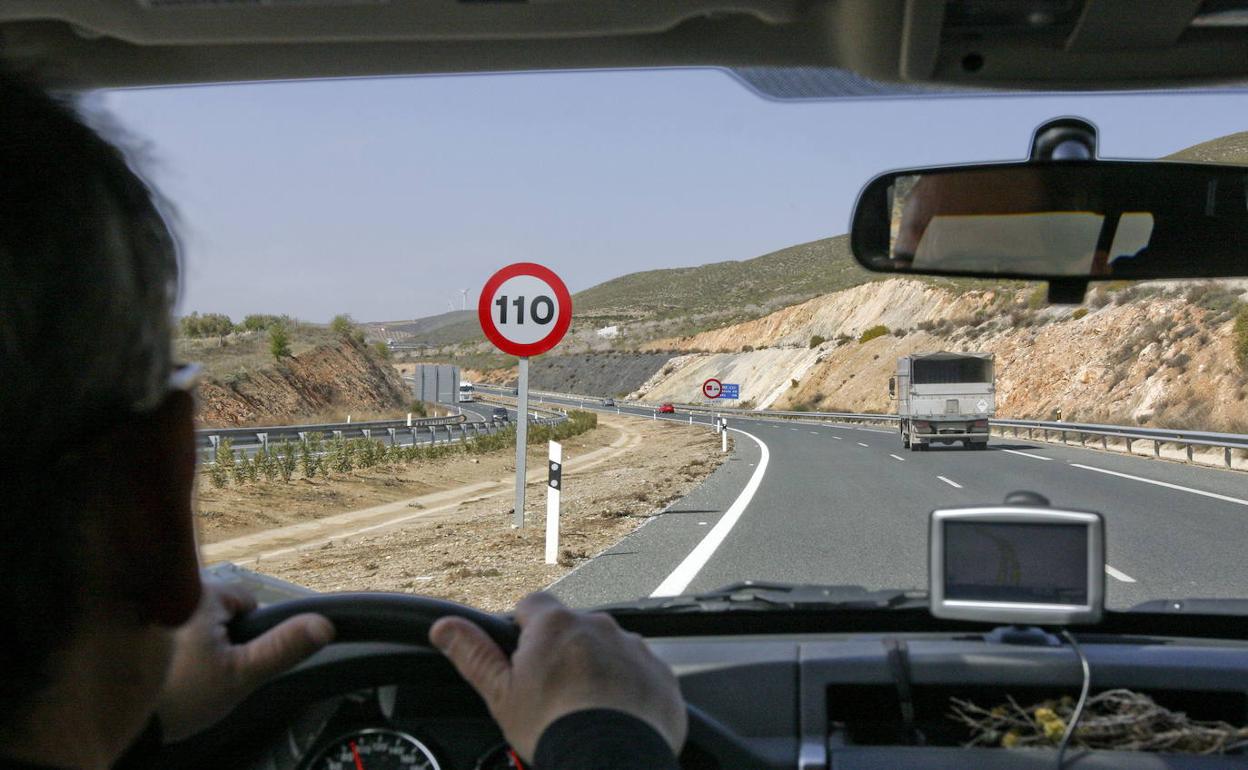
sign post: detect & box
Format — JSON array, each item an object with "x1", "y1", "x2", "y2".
[
  {"x1": 514, "y1": 357, "x2": 529, "y2": 527},
  {"x1": 478, "y1": 262, "x2": 572, "y2": 529}
]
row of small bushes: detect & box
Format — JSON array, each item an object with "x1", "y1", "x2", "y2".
[{"x1": 203, "y1": 410, "x2": 598, "y2": 489}]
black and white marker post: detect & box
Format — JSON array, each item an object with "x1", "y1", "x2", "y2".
[
  {"x1": 545, "y1": 440, "x2": 562, "y2": 564},
  {"x1": 478, "y1": 262, "x2": 572, "y2": 529}
]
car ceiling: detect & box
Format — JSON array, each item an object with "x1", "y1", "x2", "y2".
[{"x1": 2, "y1": 0, "x2": 1248, "y2": 94}]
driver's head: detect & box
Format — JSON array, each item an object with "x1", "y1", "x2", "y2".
[{"x1": 0, "y1": 67, "x2": 202, "y2": 736}]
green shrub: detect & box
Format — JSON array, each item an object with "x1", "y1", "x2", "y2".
[
  {"x1": 1234, "y1": 304, "x2": 1248, "y2": 370},
  {"x1": 269, "y1": 324, "x2": 292, "y2": 360},
  {"x1": 231, "y1": 451, "x2": 249, "y2": 485},
  {"x1": 330, "y1": 314, "x2": 356, "y2": 338},
  {"x1": 277, "y1": 440, "x2": 298, "y2": 482},
  {"x1": 372, "y1": 341, "x2": 392, "y2": 361},
  {"x1": 809, "y1": 335, "x2": 826, "y2": 349},
  {"x1": 179, "y1": 311, "x2": 235, "y2": 338},
  {"x1": 300, "y1": 433, "x2": 324, "y2": 478},
  {"x1": 240, "y1": 314, "x2": 289, "y2": 332},
  {"x1": 207, "y1": 457, "x2": 228, "y2": 489},
  {"x1": 858, "y1": 325, "x2": 889, "y2": 343},
  {"x1": 1026, "y1": 286, "x2": 1047, "y2": 310},
  {"x1": 1071, "y1": 307, "x2": 1088, "y2": 320},
  {"x1": 214, "y1": 438, "x2": 235, "y2": 481}
]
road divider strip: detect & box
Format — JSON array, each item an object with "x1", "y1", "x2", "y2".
[
  {"x1": 650, "y1": 427, "x2": 770, "y2": 597},
  {"x1": 1070, "y1": 463, "x2": 1248, "y2": 507}
]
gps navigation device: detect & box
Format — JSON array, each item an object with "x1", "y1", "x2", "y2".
[{"x1": 929, "y1": 506, "x2": 1105, "y2": 625}]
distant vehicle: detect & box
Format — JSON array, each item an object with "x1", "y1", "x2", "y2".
[
  {"x1": 490, "y1": 406, "x2": 509, "y2": 421},
  {"x1": 603, "y1": 397, "x2": 616, "y2": 407},
  {"x1": 890, "y1": 352, "x2": 995, "y2": 451},
  {"x1": 458, "y1": 381, "x2": 475, "y2": 403},
  {"x1": 658, "y1": 403, "x2": 675, "y2": 414}
]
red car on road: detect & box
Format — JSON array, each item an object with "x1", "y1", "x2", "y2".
[{"x1": 658, "y1": 403, "x2": 675, "y2": 414}]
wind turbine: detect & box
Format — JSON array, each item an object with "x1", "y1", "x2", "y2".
[{"x1": 460, "y1": 289, "x2": 468, "y2": 311}]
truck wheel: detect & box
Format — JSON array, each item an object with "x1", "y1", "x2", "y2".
[{"x1": 902, "y1": 433, "x2": 911, "y2": 449}]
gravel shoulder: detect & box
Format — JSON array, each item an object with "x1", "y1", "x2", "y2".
[{"x1": 200, "y1": 414, "x2": 725, "y2": 611}]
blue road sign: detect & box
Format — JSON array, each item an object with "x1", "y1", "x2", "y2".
[{"x1": 720, "y1": 383, "x2": 740, "y2": 399}]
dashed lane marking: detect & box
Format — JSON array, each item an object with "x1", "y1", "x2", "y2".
[
  {"x1": 937, "y1": 475, "x2": 963, "y2": 489},
  {"x1": 1002, "y1": 449, "x2": 1053, "y2": 461},
  {"x1": 1105, "y1": 565, "x2": 1137, "y2": 583}
]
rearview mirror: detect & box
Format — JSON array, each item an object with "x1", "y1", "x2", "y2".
[{"x1": 850, "y1": 161, "x2": 1248, "y2": 282}]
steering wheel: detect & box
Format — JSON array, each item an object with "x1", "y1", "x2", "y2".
[
  {"x1": 229, "y1": 592, "x2": 521, "y2": 652},
  {"x1": 226, "y1": 593, "x2": 767, "y2": 769}
]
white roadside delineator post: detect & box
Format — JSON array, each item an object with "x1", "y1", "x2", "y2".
[
  {"x1": 545, "y1": 440, "x2": 562, "y2": 565},
  {"x1": 721, "y1": 418, "x2": 728, "y2": 453}
]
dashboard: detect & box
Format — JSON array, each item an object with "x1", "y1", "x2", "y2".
[{"x1": 169, "y1": 626, "x2": 1248, "y2": 770}]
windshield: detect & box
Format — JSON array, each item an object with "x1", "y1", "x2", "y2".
[{"x1": 102, "y1": 70, "x2": 1248, "y2": 615}]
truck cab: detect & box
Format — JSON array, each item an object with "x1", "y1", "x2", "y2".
[{"x1": 891, "y1": 352, "x2": 995, "y2": 451}]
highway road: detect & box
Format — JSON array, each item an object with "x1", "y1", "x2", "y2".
[{"x1": 474, "y1": 388, "x2": 1248, "y2": 611}]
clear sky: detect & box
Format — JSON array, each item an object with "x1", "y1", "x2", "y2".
[{"x1": 100, "y1": 69, "x2": 1248, "y2": 324}]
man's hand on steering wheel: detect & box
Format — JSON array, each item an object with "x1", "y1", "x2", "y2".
[
  {"x1": 430, "y1": 592, "x2": 688, "y2": 763},
  {"x1": 156, "y1": 579, "x2": 336, "y2": 742}
]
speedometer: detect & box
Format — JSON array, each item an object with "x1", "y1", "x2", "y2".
[{"x1": 306, "y1": 728, "x2": 442, "y2": 770}]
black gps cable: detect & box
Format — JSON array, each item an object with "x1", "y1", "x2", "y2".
[{"x1": 1056, "y1": 629, "x2": 1092, "y2": 770}]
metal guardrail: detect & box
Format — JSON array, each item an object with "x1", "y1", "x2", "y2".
[
  {"x1": 490, "y1": 386, "x2": 1247, "y2": 470},
  {"x1": 195, "y1": 413, "x2": 470, "y2": 450}
]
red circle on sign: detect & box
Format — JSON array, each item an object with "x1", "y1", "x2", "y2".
[
  {"x1": 478, "y1": 262, "x2": 573, "y2": 357},
  {"x1": 702, "y1": 378, "x2": 722, "y2": 399}
]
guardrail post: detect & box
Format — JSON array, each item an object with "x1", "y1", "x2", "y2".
[
  {"x1": 256, "y1": 432, "x2": 269, "y2": 452},
  {"x1": 1153, "y1": 440, "x2": 1161, "y2": 458},
  {"x1": 333, "y1": 430, "x2": 344, "y2": 440},
  {"x1": 362, "y1": 429, "x2": 371, "y2": 441},
  {"x1": 1186, "y1": 443, "x2": 1194, "y2": 463},
  {"x1": 410, "y1": 427, "x2": 419, "y2": 445},
  {"x1": 1079, "y1": 432, "x2": 1085, "y2": 447},
  {"x1": 429, "y1": 426, "x2": 437, "y2": 444},
  {"x1": 1061, "y1": 430, "x2": 1067, "y2": 444},
  {"x1": 1225, "y1": 447, "x2": 1233, "y2": 469},
  {"x1": 1101, "y1": 435, "x2": 1108, "y2": 451},
  {"x1": 387, "y1": 428, "x2": 397, "y2": 446},
  {"x1": 1126, "y1": 437, "x2": 1133, "y2": 454}
]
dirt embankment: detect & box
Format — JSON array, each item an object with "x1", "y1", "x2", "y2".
[
  {"x1": 632, "y1": 279, "x2": 1248, "y2": 432},
  {"x1": 197, "y1": 338, "x2": 410, "y2": 428}
]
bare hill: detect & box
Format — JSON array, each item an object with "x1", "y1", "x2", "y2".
[{"x1": 196, "y1": 337, "x2": 410, "y2": 428}]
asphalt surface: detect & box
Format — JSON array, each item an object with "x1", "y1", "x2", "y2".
[{"x1": 477, "y1": 388, "x2": 1248, "y2": 611}]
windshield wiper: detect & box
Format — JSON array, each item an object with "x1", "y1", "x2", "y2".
[{"x1": 593, "y1": 581, "x2": 928, "y2": 614}]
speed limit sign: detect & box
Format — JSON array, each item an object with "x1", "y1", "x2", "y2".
[
  {"x1": 478, "y1": 262, "x2": 572, "y2": 357},
  {"x1": 479, "y1": 262, "x2": 572, "y2": 530}
]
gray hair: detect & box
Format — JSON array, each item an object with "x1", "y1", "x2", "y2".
[{"x1": 0, "y1": 67, "x2": 180, "y2": 727}]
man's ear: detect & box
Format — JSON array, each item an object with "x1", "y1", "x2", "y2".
[{"x1": 102, "y1": 389, "x2": 203, "y2": 628}]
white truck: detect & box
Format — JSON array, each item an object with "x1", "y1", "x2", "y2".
[{"x1": 890, "y1": 352, "x2": 995, "y2": 451}]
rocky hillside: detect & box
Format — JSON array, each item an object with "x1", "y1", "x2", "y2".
[
  {"x1": 196, "y1": 338, "x2": 410, "y2": 428},
  {"x1": 632, "y1": 278, "x2": 1248, "y2": 433}
]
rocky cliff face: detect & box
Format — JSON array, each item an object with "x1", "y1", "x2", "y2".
[
  {"x1": 631, "y1": 279, "x2": 1248, "y2": 433},
  {"x1": 197, "y1": 338, "x2": 410, "y2": 427}
]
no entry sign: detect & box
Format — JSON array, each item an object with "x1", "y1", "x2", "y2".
[
  {"x1": 702, "y1": 378, "x2": 723, "y2": 399},
  {"x1": 478, "y1": 262, "x2": 572, "y2": 357}
]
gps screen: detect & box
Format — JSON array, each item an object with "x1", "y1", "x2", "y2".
[{"x1": 944, "y1": 521, "x2": 1088, "y2": 605}]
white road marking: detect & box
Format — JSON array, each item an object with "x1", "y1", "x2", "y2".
[
  {"x1": 889, "y1": 454, "x2": 906, "y2": 462},
  {"x1": 698, "y1": 521, "x2": 708, "y2": 526},
  {"x1": 832, "y1": 436, "x2": 843, "y2": 441},
  {"x1": 937, "y1": 475, "x2": 963, "y2": 488},
  {"x1": 651, "y1": 427, "x2": 770, "y2": 597},
  {"x1": 857, "y1": 442, "x2": 870, "y2": 448},
  {"x1": 1002, "y1": 449, "x2": 1053, "y2": 461},
  {"x1": 810, "y1": 431, "x2": 820, "y2": 435},
  {"x1": 1070, "y1": 463, "x2": 1248, "y2": 507},
  {"x1": 1105, "y1": 565, "x2": 1137, "y2": 583}
]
